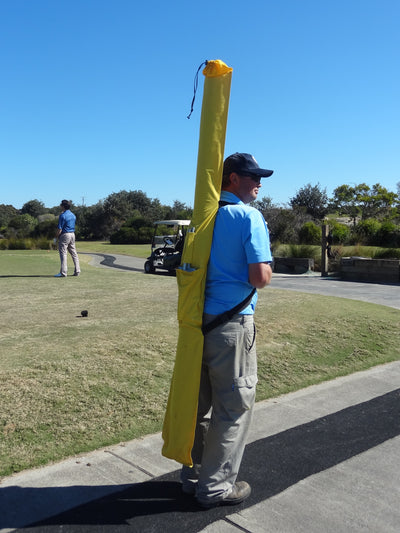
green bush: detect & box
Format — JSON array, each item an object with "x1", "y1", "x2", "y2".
[
  {"x1": 7, "y1": 214, "x2": 38, "y2": 238},
  {"x1": 110, "y1": 225, "x2": 153, "y2": 244},
  {"x1": 124, "y1": 215, "x2": 150, "y2": 230},
  {"x1": 376, "y1": 221, "x2": 400, "y2": 248},
  {"x1": 110, "y1": 227, "x2": 138, "y2": 244},
  {"x1": 353, "y1": 219, "x2": 381, "y2": 245},
  {"x1": 298, "y1": 221, "x2": 321, "y2": 245},
  {"x1": 329, "y1": 221, "x2": 351, "y2": 244},
  {"x1": 33, "y1": 218, "x2": 57, "y2": 239},
  {"x1": 137, "y1": 226, "x2": 154, "y2": 243}
]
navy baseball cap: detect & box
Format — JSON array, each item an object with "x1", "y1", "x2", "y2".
[{"x1": 223, "y1": 153, "x2": 273, "y2": 178}]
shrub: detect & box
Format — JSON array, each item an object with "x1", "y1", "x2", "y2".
[
  {"x1": 125, "y1": 215, "x2": 149, "y2": 230},
  {"x1": 137, "y1": 226, "x2": 154, "y2": 243},
  {"x1": 110, "y1": 224, "x2": 153, "y2": 244},
  {"x1": 33, "y1": 218, "x2": 57, "y2": 239},
  {"x1": 329, "y1": 221, "x2": 351, "y2": 244},
  {"x1": 376, "y1": 221, "x2": 400, "y2": 248},
  {"x1": 7, "y1": 214, "x2": 38, "y2": 238},
  {"x1": 298, "y1": 221, "x2": 321, "y2": 245},
  {"x1": 110, "y1": 227, "x2": 138, "y2": 244},
  {"x1": 353, "y1": 219, "x2": 381, "y2": 245}
]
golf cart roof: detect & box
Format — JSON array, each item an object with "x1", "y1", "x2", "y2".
[{"x1": 154, "y1": 220, "x2": 191, "y2": 226}]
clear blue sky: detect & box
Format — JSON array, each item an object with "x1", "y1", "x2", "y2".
[{"x1": 1, "y1": 0, "x2": 399, "y2": 210}]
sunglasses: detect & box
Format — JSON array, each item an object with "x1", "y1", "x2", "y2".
[{"x1": 239, "y1": 174, "x2": 262, "y2": 184}]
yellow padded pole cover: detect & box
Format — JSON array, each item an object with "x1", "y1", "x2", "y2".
[{"x1": 162, "y1": 60, "x2": 232, "y2": 466}]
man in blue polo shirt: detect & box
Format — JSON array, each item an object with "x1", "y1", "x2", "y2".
[
  {"x1": 54, "y1": 200, "x2": 81, "y2": 277},
  {"x1": 181, "y1": 153, "x2": 273, "y2": 508}
]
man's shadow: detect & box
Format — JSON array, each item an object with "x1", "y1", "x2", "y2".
[
  {"x1": 4, "y1": 388, "x2": 400, "y2": 533},
  {"x1": 0, "y1": 275, "x2": 56, "y2": 278}
]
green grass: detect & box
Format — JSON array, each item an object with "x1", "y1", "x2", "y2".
[
  {"x1": 0, "y1": 249, "x2": 399, "y2": 478},
  {"x1": 76, "y1": 241, "x2": 150, "y2": 258}
]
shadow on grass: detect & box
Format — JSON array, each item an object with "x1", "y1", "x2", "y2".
[{"x1": 0, "y1": 275, "x2": 58, "y2": 278}]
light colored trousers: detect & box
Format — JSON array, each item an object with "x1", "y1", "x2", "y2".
[
  {"x1": 58, "y1": 232, "x2": 80, "y2": 276},
  {"x1": 181, "y1": 313, "x2": 257, "y2": 505}
]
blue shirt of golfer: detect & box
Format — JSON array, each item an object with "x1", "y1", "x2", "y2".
[
  {"x1": 58, "y1": 210, "x2": 76, "y2": 233},
  {"x1": 204, "y1": 191, "x2": 272, "y2": 316}
]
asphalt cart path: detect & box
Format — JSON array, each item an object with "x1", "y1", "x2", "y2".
[
  {"x1": 83, "y1": 253, "x2": 145, "y2": 273},
  {"x1": 1, "y1": 254, "x2": 398, "y2": 532}
]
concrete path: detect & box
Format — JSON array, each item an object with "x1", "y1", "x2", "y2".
[{"x1": 1, "y1": 254, "x2": 399, "y2": 532}]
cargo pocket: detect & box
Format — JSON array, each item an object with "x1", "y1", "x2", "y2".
[{"x1": 232, "y1": 374, "x2": 258, "y2": 411}]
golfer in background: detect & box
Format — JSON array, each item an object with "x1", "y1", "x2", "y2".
[{"x1": 54, "y1": 199, "x2": 81, "y2": 278}]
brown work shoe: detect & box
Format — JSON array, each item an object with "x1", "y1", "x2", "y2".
[{"x1": 198, "y1": 481, "x2": 251, "y2": 508}]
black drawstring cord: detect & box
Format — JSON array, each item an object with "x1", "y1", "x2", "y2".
[{"x1": 187, "y1": 60, "x2": 208, "y2": 119}]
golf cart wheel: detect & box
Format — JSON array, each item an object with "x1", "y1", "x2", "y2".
[{"x1": 144, "y1": 261, "x2": 155, "y2": 274}]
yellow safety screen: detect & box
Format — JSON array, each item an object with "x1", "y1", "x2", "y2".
[{"x1": 162, "y1": 60, "x2": 232, "y2": 466}]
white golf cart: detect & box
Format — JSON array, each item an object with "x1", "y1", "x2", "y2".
[{"x1": 144, "y1": 220, "x2": 191, "y2": 274}]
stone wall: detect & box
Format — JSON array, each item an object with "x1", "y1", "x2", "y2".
[
  {"x1": 273, "y1": 257, "x2": 314, "y2": 274},
  {"x1": 340, "y1": 258, "x2": 400, "y2": 283}
]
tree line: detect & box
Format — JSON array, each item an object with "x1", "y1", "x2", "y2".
[
  {"x1": 0, "y1": 191, "x2": 192, "y2": 245},
  {"x1": 256, "y1": 181, "x2": 400, "y2": 248},
  {"x1": 1, "y1": 181, "x2": 399, "y2": 249}
]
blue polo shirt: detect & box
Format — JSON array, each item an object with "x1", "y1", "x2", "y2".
[
  {"x1": 58, "y1": 210, "x2": 76, "y2": 233},
  {"x1": 204, "y1": 191, "x2": 272, "y2": 315}
]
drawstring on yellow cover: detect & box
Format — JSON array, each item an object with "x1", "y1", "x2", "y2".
[{"x1": 187, "y1": 60, "x2": 208, "y2": 119}]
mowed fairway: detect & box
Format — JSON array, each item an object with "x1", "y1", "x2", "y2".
[{"x1": 1, "y1": 250, "x2": 399, "y2": 477}]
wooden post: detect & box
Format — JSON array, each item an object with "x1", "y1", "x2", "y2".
[{"x1": 321, "y1": 224, "x2": 329, "y2": 277}]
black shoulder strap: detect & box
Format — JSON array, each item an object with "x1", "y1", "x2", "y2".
[{"x1": 202, "y1": 288, "x2": 256, "y2": 335}]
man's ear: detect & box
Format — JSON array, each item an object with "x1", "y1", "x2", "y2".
[
  {"x1": 229, "y1": 172, "x2": 240, "y2": 186},
  {"x1": 222, "y1": 171, "x2": 239, "y2": 191}
]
